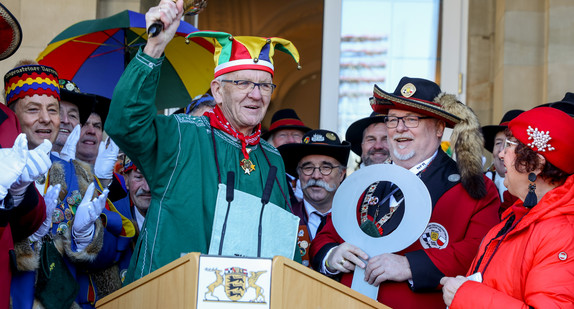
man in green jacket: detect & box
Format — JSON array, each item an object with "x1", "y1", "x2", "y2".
[{"x1": 105, "y1": 0, "x2": 302, "y2": 283}]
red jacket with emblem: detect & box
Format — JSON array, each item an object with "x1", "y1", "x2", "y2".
[
  {"x1": 310, "y1": 149, "x2": 501, "y2": 309},
  {"x1": 450, "y1": 174, "x2": 574, "y2": 308}
]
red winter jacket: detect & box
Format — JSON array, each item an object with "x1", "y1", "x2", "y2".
[{"x1": 451, "y1": 174, "x2": 574, "y2": 308}]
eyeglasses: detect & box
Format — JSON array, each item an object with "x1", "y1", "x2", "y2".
[
  {"x1": 298, "y1": 165, "x2": 341, "y2": 176},
  {"x1": 503, "y1": 138, "x2": 518, "y2": 150},
  {"x1": 385, "y1": 116, "x2": 431, "y2": 128},
  {"x1": 221, "y1": 80, "x2": 277, "y2": 95}
]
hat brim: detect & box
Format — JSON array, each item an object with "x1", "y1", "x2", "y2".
[
  {"x1": 60, "y1": 90, "x2": 96, "y2": 125},
  {"x1": 0, "y1": 3, "x2": 22, "y2": 61},
  {"x1": 345, "y1": 115, "x2": 386, "y2": 156},
  {"x1": 481, "y1": 125, "x2": 506, "y2": 153},
  {"x1": 92, "y1": 94, "x2": 111, "y2": 126},
  {"x1": 371, "y1": 84, "x2": 460, "y2": 128},
  {"x1": 262, "y1": 125, "x2": 312, "y2": 140},
  {"x1": 278, "y1": 142, "x2": 351, "y2": 176}
]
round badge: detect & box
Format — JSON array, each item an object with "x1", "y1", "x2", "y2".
[
  {"x1": 326, "y1": 132, "x2": 336, "y2": 141},
  {"x1": 400, "y1": 83, "x2": 416, "y2": 98},
  {"x1": 64, "y1": 208, "x2": 73, "y2": 221},
  {"x1": 52, "y1": 208, "x2": 65, "y2": 224},
  {"x1": 419, "y1": 222, "x2": 449, "y2": 249},
  {"x1": 448, "y1": 174, "x2": 461, "y2": 182},
  {"x1": 57, "y1": 222, "x2": 68, "y2": 235},
  {"x1": 299, "y1": 240, "x2": 309, "y2": 249},
  {"x1": 558, "y1": 252, "x2": 567, "y2": 261},
  {"x1": 302, "y1": 260, "x2": 310, "y2": 267}
]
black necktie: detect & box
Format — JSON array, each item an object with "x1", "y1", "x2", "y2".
[{"x1": 316, "y1": 212, "x2": 327, "y2": 234}]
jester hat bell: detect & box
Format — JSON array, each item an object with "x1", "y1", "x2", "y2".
[{"x1": 186, "y1": 31, "x2": 301, "y2": 78}]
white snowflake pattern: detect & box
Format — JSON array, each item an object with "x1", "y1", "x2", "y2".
[{"x1": 526, "y1": 126, "x2": 555, "y2": 152}]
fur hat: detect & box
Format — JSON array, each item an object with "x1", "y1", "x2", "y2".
[
  {"x1": 278, "y1": 129, "x2": 351, "y2": 176},
  {"x1": 371, "y1": 77, "x2": 487, "y2": 199}
]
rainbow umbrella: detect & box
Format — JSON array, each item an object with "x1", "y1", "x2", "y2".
[{"x1": 37, "y1": 10, "x2": 215, "y2": 110}]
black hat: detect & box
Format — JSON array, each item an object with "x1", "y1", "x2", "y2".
[
  {"x1": 59, "y1": 79, "x2": 95, "y2": 125},
  {"x1": 371, "y1": 77, "x2": 461, "y2": 128},
  {"x1": 262, "y1": 108, "x2": 311, "y2": 140},
  {"x1": 0, "y1": 3, "x2": 22, "y2": 61},
  {"x1": 345, "y1": 111, "x2": 386, "y2": 156},
  {"x1": 481, "y1": 109, "x2": 524, "y2": 153},
  {"x1": 278, "y1": 129, "x2": 351, "y2": 176},
  {"x1": 91, "y1": 94, "x2": 111, "y2": 127},
  {"x1": 536, "y1": 92, "x2": 574, "y2": 117}
]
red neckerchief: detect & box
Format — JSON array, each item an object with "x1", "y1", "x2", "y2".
[{"x1": 205, "y1": 105, "x2": 261, "y2": 160}]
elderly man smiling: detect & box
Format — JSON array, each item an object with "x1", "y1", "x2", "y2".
[{"x1": 105, "y1": 0, "x2": 302, "y2": 282}]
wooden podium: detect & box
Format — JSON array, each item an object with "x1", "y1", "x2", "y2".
[{"x1": 97, "y1": 253, "x2": 390, "y2": 309}]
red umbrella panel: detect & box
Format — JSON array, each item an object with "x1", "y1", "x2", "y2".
[{"x1": 37, "y1": 10, "x2": 215, "y2": 110}]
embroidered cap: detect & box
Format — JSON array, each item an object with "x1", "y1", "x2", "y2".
[
  {"x1": 185, "y1": 31, "x2": 301, "y2": 78},
  {"x1": 278, "y1": 129, "x2": 351, "y2": 176},
  {"x1": 4, "y1": 64, "x2": 60, "y2": 106},
  {"x1": 509, "y1": 107, "x2": 574, "y2": 174}
]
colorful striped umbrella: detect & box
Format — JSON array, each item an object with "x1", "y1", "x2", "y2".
[{"x1": 37, "y1": 10, "x2": 215, "y2": 110}]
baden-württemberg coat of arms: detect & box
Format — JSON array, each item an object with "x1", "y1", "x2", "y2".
[{"x1": 203, "y1": 267, "x2": 267, "y2": 303}]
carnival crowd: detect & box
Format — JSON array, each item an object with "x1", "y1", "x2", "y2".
[{"x1": 1, "y1": 0, "x2": 574, "y2": 308}]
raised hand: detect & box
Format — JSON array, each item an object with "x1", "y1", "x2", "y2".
[
  {"x1": 59, "y1": 124, "x2": 81, "y2": 161},
  {"x1": 94, "y1": 137, "x2": 119, "y2": 180},
  {"x1": 9, "y1": 138, "x2": 52, "y2": 195},
  {"x1": 72, "y1": 183, "x2": 109, "y2": 250},
  {"x1": 0, "y1": 134, "x2": 29, "y2": 200}
]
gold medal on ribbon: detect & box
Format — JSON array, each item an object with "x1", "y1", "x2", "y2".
[{"x1": 240, "y1": 158, "x2": 256, "y2": 175}]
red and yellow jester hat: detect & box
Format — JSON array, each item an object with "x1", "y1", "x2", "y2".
[
  {"x1": 186, "y1": 31, "x2": 301, "y2": 78},
  {"x1": 4, "y1": 64, "x2": 60, "y2": 106}
]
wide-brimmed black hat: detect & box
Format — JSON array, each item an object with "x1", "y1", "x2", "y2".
[
  {"x1": 536, "y1": 92, "x2": 574, "y2": 117},
  {"x1": 262, "y1": 108, "x2": 311, "y2": 140},
  {"x1": 278, "y1": 129, "x2": 351, "y2": 176},
  {"x1": 481, "y1": 109, "x2": 524, "y2": 153},
  {"x1": 0, "y1": 3, "x2": 22, "y2": 61},
  {"x1": 91, "y1": 93, "x2": 111, "y2": 126},
  {"x1": 370, "y1": 77, "x2": 460, "y2": 128},
  {"x1": 345, "y1": 111, "x2": 386, "y2": 156},
  {"x1": 59, "y1": 79, "x2": 95, "y2": 125}
]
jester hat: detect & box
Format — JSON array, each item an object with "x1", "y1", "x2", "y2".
[{"x1": 186, "y1": 31, "x2": 301, "y2": 78}]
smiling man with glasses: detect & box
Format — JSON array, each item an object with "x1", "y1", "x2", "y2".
[
  {"x1": 310, "y1": 77, "x2": 501, "y2": 308},
  {"x1": 278, "y1": 129, "x2": 350, "y2": 267},
  {"x1": 106, "y1": 0, "x2": 303, "y2": 283}
]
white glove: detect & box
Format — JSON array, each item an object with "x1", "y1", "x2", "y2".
[
  {"x1": 29, "y1": 184, "x2": 61, "y2": 242},
  {"x1": 9, "y1": 139, "x2": 52, "y2": 196},
  {"x1": 94, "y1": 137, "x2": 119, "y2": 180},
  {"x1": 0, "y1": 134, "x2": 29, "y2": 201},
  {"x1": 59, "y1": 124, "x2": 81, "y2": 162},
  {"x1": 72, "y1": 183, "x2": 108, "y2": 251}
]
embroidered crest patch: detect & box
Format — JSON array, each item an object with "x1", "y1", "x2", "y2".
[{"x1": 420, "y1": 222, "x2": 449, "y2": 249}]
